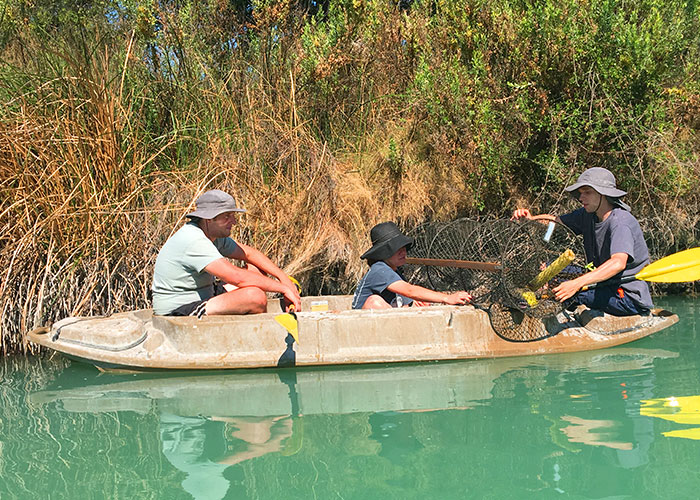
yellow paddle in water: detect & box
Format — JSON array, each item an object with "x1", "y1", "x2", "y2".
[{"x1": 275, "y1": 277, "x2": 301, "y2": 343}]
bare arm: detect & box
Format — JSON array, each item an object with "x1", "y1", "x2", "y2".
[
  {"x1": 204, "y1": 258, "x2": 301, "y2": 311},
  {"x1": 512, "y1": 208, "x2": 628, "y2": 302},
  {"x1": 553, "y1": 252, "x2": 628, "y2": 302},
  {"x1": 511, "y1": 209, "x2": 561, "y2": 224},
  {"x1": 229, "y1": 243, "x2": 299, "y2": 294},
  {"x1": 387, "y1": 280, "x2": 471, "y2": 305}
]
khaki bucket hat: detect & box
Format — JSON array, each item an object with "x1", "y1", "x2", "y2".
[{"x1": 186, "y1": 190, "x2": 246, "y2": 219}]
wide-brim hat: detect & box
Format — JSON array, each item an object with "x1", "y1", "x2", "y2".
[
  {"x1": 565, "y1": 167, "x2": 627, "y2": 198},
  {"x1": 360, "y1": 222, "x2": 414, "y2": 261},
  {"x1": 186, "y1": 189, "x2": 246, "y2": 219},
  {"x1": 564, "y1": 167, "x2": 631, "y2": 210}
]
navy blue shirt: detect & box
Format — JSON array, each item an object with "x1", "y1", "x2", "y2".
[
  {"x1": 559, "y1": 207, "x2": 653, "y2": 309},
  {"x1": 352, "y1": 261, "x2": 414, "y2": 309}
]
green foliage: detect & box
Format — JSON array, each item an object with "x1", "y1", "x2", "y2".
[{"x1": 4, "y1": 0, "x2": 695, "y2": 211}]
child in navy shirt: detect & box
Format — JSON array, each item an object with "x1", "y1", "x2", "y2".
[{"x1": 352, "y1": 222, "x2": 472, "y2": 310}]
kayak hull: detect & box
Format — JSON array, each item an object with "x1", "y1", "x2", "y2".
[{"x1": 27, "y1": 295, "x2": 678, "y2": 372}]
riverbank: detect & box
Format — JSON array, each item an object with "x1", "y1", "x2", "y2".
[{"x1": 1, "y1": 0, "x2": 699, "y2": 353}]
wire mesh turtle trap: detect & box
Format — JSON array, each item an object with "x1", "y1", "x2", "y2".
[{"x1": 403, "y1": 218, "x2": 587, "y2": 342}]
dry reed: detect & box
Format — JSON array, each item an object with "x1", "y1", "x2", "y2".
[{"x1": 0, "y1": 30, "x2": 432, "y2": 354}]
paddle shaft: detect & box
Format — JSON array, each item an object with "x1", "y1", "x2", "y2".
[
  {"x1": 406, "y1": 248, "x2": 573, "y2": 277},
  {"x1": 404, "y1": 257, "x2": 500, "y2": 272},
  {"x1": 404, "y1": 218, "x2": 557, "y2": 275},
  {"x1": 584, "y1": 274, "x2": 640, "y2": 291},
  {"x1": 407, "y1": 256, "x2": 639, "y2": 288},
  {"x1": 407, "y1": 248, "x2": 700, "y2": 290}
]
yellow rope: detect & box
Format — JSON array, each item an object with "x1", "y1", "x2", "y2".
[{"x1": 528, "y1": 249, "x2": 576, "y2": 291}]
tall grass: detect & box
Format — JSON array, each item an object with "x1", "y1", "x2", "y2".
[{"x1": 1, "y1": 0, "x2": 699, "y2": 353}]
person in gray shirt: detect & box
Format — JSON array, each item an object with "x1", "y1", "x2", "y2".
[
  {"x1": 152, "y1": 189, "x2": 301, "y2": 317},
  {"x1": 513, "y1": 167, "x2": 653, "y2": 316},
  {"x1": 352, "y1": 222, "x2": 472, "y2": 309}
]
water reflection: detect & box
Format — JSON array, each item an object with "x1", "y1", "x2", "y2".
[
  {"x1": 4, "y1": 296, "x2": 697, "y2": 497},
  {"x1": 560, "y1": 416, "x2": 634, "y2": 450},
  {"x1": 31, "y1": 368, "x2": 307, "y2": 500},
  {"x1": 17, "y1": 345, "x2": 682, "y2": 498},
  {"x1": 641, "y1": 395, "x2": 700, "y2": 440},
  {"x1": 559, "y1": 370, "x2": 657, "y2": 470},
  {"x1": 160, "y1": 414, "x2": 293, "y2": 499},
  {"x1": 31, "y1": 348, "x2": 677, "y2": 414}
]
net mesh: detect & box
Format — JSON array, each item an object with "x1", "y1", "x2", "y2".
[{"x1": 404, "y1": 218, "x2": 588, "y2": 342}]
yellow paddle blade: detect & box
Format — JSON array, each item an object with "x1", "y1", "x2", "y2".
[
  {"x1": 289, "y1": 276, "x2": 301, "y2": 293},
  {"x1": 635, "y1": 247, "x2": 700, "y2": 282},
  {"x1": 641, "y1": 396, "x2": 700, "y2": 440},
  {"x1": 275, "y1": 313, "x2": 299, "y2": 343}
]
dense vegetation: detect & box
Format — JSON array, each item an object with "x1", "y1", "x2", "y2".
[{"x1": 1, "y1": 0, "x2": 699, "y2": 353}]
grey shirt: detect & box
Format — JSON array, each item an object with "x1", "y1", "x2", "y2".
[
  {"x1": 152, "y1": 222, "x2": 239, "y2": 315},
  {"x1": 352, "y1": 261, "x2": 414, "y2": 309},
  {"x1": 559, "y1": 207, "x2": 654, "y2": 309}
]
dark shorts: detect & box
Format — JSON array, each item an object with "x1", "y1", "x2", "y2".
[
  {"x1": 569, "y1": 287, "x2": 650, "y2": 317},
  {"x1": 169, "y1": 300, "x2": 208, "y2": 318},
  {"x1": 168, "y1": 283, "x2": 227, "y2": 318}
]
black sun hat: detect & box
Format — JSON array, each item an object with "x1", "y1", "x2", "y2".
[{"x1": 360, "y1": 222, "x2": 414, "y2": 261}]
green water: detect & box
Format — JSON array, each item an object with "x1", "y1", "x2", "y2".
[{"x1": 1, "y1": 296, "x2": 699, "y2": 499}]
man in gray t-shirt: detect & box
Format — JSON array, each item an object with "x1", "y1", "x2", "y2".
[
  {"x1": 151, "y1": 190, "x2": 300, "y2": 317},
  {"x1": 513, "y1": 167, "x2": 653, "y2": 316}
]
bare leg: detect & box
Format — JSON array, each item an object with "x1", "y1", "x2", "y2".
[
  {"x1": 205, "y1": 287, "x2": 268, "y2": 315},
  {"x1": 362, "y1": 294, "x2": 392, "y2": 310}
]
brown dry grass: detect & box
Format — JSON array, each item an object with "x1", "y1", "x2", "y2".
[
  {"x1": 0, "y1": 43, "x2": 439, "y2": 354},
  {"x1": 3, "y1": 62, "x2": 697, "y2": 353}
]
